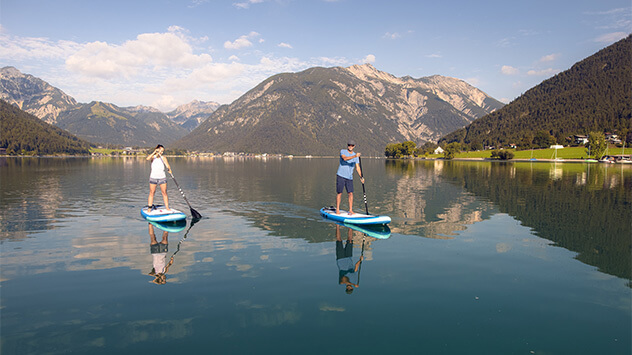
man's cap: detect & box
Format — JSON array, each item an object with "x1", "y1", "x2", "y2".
[{"x1": 347, "y1": 140, "x2": 356, "y2": 146}]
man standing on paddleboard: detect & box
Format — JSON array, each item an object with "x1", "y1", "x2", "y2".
[{"x1": 336, "y1": 140, "x2": 364, "y2": 215}]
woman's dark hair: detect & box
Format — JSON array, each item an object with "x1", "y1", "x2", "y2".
[{"x1": 155, "y1": 144, "x2": 164, "y2": 149}]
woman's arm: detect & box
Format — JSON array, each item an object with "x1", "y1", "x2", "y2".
[
  {"x1": 147, "y1": 149, "x2": 159, "y2": 161},
  {"x1": 161, "y1": 156, "x2": 172, "y2": 173}
]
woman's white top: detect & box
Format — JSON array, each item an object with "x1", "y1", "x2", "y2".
[{"x1": 150, "y1": 157, "x2": 166, "y2": 179}]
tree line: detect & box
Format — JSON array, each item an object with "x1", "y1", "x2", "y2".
[{"x1": 0, "y1": 100, "x2": 92, "y2": 155}]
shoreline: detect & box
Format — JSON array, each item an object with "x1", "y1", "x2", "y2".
[{"x1": 1, "y1": 155, "x2": 631, "y2": 165}]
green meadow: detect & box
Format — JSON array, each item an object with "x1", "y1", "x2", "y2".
[{"x1": 428, "y1": 146, "x2": 632, "y2": 160}]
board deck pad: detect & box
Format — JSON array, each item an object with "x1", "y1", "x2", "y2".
[
  {"x1": 320, "y1": 207, "x2": 391, "y2": 225},
  {"x1": 141, "y1": 205, "x2": 187, "y2": 222}
]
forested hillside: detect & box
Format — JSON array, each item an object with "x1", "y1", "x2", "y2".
[
  {"x1": 439, "y1": 35, "x2": 631, "y2": 148},
  {"x1": 0, "y1": 100, "x2": 91, "y2": 155}
]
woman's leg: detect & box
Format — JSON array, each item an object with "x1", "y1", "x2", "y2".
[
  {"x1": 159, "y1": 183, "x2": 169, "y2": 210},
  {"x1": 148, "y1": 183, "x2": 157, "y2": 206}
]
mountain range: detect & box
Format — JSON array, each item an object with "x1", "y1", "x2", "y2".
[
  {"x1": 174, "y1": 64, "x2": 504, "y2": 155},
  {"x1": 0, "y1": 66, "x2": 220, "y2": 146},
  {"x1": 1, "y1": 64, "x2": 503, "y2": 154}
]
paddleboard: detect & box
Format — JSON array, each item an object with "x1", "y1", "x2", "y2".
[
  {"x1": 141, "y1": 205, "x2": 187, "y2": 222},
  {"x1": 149, "y1": 220, "x2": 187, "y2": 233},
  {"x1": 319, "y1": 207, "x2": 391, "y2": 225},
  {"x1": 343, "y1": 222, "x2": 391, "y2": 239}
]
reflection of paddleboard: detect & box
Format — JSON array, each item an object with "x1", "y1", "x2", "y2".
[
  {"x1": 149, "y1": 220, "x2": 187, "y2": 233},
  {"x1": 141, "y1": 205, "x2": 187, "y2": 222},
  {"x1": 320, "y1": 207, "x2": 391, "y2": 225},
  {"x1": 342, "y1": 222, "x2": 391, "y2": 239}
]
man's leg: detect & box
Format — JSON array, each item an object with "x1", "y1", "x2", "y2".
[{"x1": 348, "y1": 192, "x2": 354, "y2": 214}]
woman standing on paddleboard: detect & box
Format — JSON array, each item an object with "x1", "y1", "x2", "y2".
[{"x1": 147, "y1": 144, "x2": 172, "y2": 212}]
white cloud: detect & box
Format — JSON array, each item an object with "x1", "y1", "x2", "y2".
[
  {"x1": 0, "y1": 33, "x2": 82, "y2": 61},
  {"x1": 383, "y1": 32, "x2": 401, "y2": 40},
  {"x1": 188, "y1": 0, "x2": 208, "y2": 7},
  {"x1": 425, "y1": 53, "x2": 442, "y2": 58},
  {"x1": 586, "y1": 8, "x2": 632, "y2": 31},
  {"x1": 224, "y1": 31, "x2": 260, "y2": 50},
  {"x1": 0, "y1": 26, "x2": 359, "y2": 111},
  {"x1": 65, "y1": 28, "x2": 212, "y2": 79},
  {"x1": 594, "y1": 32, "x2": 628, "y2": 43},
  {"x1": 527, "y1": 68, "x2": 558, "y2": 76},
  {"x1": 539, "y1": 53, "x2": 559, "y2": 62},
  {"x1": 501, "y1": 65, "x2": 518, "y2": 75},
  {"x1": 316, "y1": 56, "x2": 348, "y2": 66},
  {"x1": 278, "y1": 42, "x2": 293, "y2": 49},
  {"x1": 234, "y1": 0, "x2": 264, "y2": 9},
  {"x1": 362, "y1": 54, "x2": 376, "y2": 63}
]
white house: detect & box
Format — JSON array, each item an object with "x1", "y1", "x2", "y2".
[{"x1": 434, "y1": 147, "x2": 444, "y2": 154}]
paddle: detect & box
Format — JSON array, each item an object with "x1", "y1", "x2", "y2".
[
  {"x1": 356, "y1": 235, "x2": 366, "y2": 286},
  {"x1": 159, "y1": 155, "x2": 202, "y2": 219},
  {"x1": 358, "y1": 156, "x2": 369, "y2": 215}
]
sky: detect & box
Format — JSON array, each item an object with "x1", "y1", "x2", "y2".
[{"x1": 1, "y1": 0, "x2": 630, "y2": 111}]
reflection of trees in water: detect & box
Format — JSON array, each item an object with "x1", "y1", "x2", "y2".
[
  {"x1": 439, "y1": 161, "x2": 632, "y2": 284},
  {"x1": 384, "y1": 159, "x2": 495, "y2": 239}
]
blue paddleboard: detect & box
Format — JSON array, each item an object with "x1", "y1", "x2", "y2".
[
  {"x1": 320, "y1": 207, "x2": 391, "y2": 225},
  {"x1": 149, "y1": 220, "x2": 187, "y2": 233},
  {"x1": 141, "y1": 205, "x2": 187, "y2": 222}
]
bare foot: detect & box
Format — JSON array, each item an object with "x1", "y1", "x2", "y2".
[{"x1": 348, "y1": 210, "x2": 354, "y2": 215}]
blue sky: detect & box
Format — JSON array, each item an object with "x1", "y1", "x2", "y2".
[{"x1": 1, "y1": 0, "x2": 630, "y2": 111}]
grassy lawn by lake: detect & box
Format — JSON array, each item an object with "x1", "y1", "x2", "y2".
[{"x1": 426, "y1": 146, "x2": 632, "y2": 160}]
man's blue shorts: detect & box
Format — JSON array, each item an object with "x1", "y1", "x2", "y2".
[{"x1": 336, "y1": 175, "x2": 354, "y2": 194}]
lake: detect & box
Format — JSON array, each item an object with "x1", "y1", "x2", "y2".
[{"x1": 1, "y1": 157, "x2": 630, "y2": 354}]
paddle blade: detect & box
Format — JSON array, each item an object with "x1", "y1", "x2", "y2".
[{"x1": 191, "y1": 208, "x2": 202, "y2": 219}]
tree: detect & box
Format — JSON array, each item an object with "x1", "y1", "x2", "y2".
[
  {"x1": 385, "y1": 143, "x2": 400, "y2": 158},
  {"x1": 443, "y1": 142, "x2": 460, "y2": 160},
  {"x1": 587, "y1": 131, "x2": 607, "y2": 159},
  {"x1": 533, "y1": 131, "x2": 555, "y2": 148},
  {"x1": 400, "y1": 141, "x2": 416, "y2": 156},
  {"x1": 470, "y1": 141, "x2": 483, "y2": 151},
  {"x1": 491, "y1": 149, "x2": 515, "y2": 160}
]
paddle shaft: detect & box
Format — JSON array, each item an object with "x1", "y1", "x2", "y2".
[
  {"x1": 358, "y1": 157, "x2": 369, "y2": 215},
  {"x1": 159, "y1": 155, "x2": 202, "y2": 219},
  {"x1": 357, "y1": 235, "x2": 365, "y2": 285}
]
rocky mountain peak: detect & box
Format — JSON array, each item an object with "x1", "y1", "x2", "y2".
[
  {"x1": 346, "y1": 63, "x2": 400, "y2": 83},
  {"x1": 1, "y1": 66, "x2": 78, "y2": 124}
]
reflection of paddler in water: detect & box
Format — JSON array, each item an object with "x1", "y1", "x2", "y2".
[
  {"x1": 335, "y1": 224, "x2": 363, "y2": 294},
  {"x1": 148, "y1": 223, "x2": 172, "y2": 284},
  {"x1": 147, "y1": 218, "x2": 199, "y2": 285}
]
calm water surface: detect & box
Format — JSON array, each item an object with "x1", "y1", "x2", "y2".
[{"x1": 1, "y1": 157, "x2": 630, "y2": 354}]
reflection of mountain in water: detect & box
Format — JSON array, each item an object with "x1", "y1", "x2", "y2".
[
  {"x1": 438, "y1": 161, "x2": 632, "y2": 284},
  {"x1": 383, "y1": 159, "x2": 496, "y2": 238}
]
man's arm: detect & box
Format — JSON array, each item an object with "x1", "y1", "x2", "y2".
[
  {"x1": 341, "y1": 152, "x2": 360, "y2": 161},
  {"x1": 356, "y1": 163, "x2": 365, "y2": 182}
]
